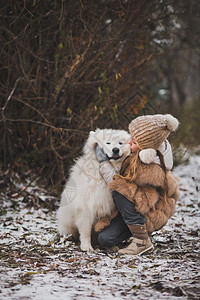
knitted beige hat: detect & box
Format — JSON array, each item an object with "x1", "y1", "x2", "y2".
[{"x1": 129, "y1": 114, "x2": 179, "y2": 163}]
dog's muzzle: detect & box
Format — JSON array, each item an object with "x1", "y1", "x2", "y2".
[{"x1": 109, "y1": 147, "x2": 122, "y2": 160}]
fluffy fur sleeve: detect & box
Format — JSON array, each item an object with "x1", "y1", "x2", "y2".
[
  {"x1": 135, "y1": 163, "x2": 166, "y2": 188},
  {"x1": 134, "y1": 186, "x2": 159, "y2": 215},
  {"x1": 166, "y1": 172, "x2": 179, "y2": 196},
  {"x1": 94, "y1": 209, "x2": 118, "y2": 232},
  {"x1": 108, "y1": 178, "x2": 137, "y2": 201}
]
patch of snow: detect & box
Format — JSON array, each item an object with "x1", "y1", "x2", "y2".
[{"x1": 0, "y1": 156, "x2": 199, "y2": 299}]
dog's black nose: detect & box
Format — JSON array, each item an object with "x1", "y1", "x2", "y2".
[{"x1": 112, "y1": 147, "x2": 119, "y2": 154}]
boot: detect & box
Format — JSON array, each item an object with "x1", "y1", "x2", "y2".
[{"x1": 118, "y1": 224, "x2": 153, "y2": 255}]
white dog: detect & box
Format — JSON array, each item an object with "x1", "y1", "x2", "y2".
[{"x1": 57, "y1": 129, "x2": 131, "y2": 252}]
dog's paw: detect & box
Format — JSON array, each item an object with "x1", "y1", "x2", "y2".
[{"x1": 80, "y1": 243, "x2": 94, "y2": 253}]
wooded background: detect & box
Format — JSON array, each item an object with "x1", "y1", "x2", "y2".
[{"x1": 0, "y1": 0, "x2": 199, "y2": 187}]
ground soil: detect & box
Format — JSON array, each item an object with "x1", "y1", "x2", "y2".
[{"x1": 0, "y1": 156, "x2": 199, "y2": 299}]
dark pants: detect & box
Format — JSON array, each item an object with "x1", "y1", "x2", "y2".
[{"x1": 98, "y1": 191, "x2": 146, "y2": 248}]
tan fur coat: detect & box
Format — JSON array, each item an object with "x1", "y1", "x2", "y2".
[{"x1": 94, "y1": 163, "x2": 179, "y2": 235}]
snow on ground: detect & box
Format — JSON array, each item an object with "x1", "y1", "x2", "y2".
[{"x1": 0, "y1": 156, "x2": 199, "y2": 299}]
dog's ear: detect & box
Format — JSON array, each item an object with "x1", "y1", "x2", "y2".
[
  {"x1": 95, "y1": 128, "x2": 101, "y2": 133},
  {"x1": 90, "y1": 128, "x2": 101, "y2": 135}
]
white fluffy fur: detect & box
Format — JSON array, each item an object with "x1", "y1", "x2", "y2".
[
  {"x1": 139, "y1": 149, "x2": 157, "y2": 164},
  {"x1": 165, "y1": 114, "x2": 179, "y2": 132},
  {"x1": 57, "y1": 128, "x2": 130, "y2": 252}
]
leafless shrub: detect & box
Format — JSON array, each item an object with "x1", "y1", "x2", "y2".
[{"x1": 0, "y1": 0, "x2": 174, "y2": 185}]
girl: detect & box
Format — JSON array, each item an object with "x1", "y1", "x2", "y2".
[{"x1": 94, "y1": 114, "x2": 179, "y2": 255}]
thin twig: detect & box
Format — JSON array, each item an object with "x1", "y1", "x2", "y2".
[
  {"x1": 12, "y1": 175, "x2": 40, "y2": 198},
  {"x1": 0, "y1": 116, "x2": 88, "y2": 135},
  {"x1": 1, "y1": 78, "x2": 22, "y2": 120}
]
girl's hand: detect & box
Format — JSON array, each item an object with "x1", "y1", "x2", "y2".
[{"x1": 94, "y1": 144, "x2": 109, "y2": 163}]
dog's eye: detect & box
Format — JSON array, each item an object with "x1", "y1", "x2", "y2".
[
  {"x1": 106, "y1": 142, "x2": 111, "y2": 145},
  {"x1": 119, "y1": 142, "x2": 123, "y2": 145}
]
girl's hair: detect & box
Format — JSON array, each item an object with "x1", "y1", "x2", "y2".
[{"x1": 113, "y1": 150, "x2": 142, "y2": 182}]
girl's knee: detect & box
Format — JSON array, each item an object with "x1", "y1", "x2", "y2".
[{"x1": 98, "y1": 231, "x2": 115, "y2": 248}]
